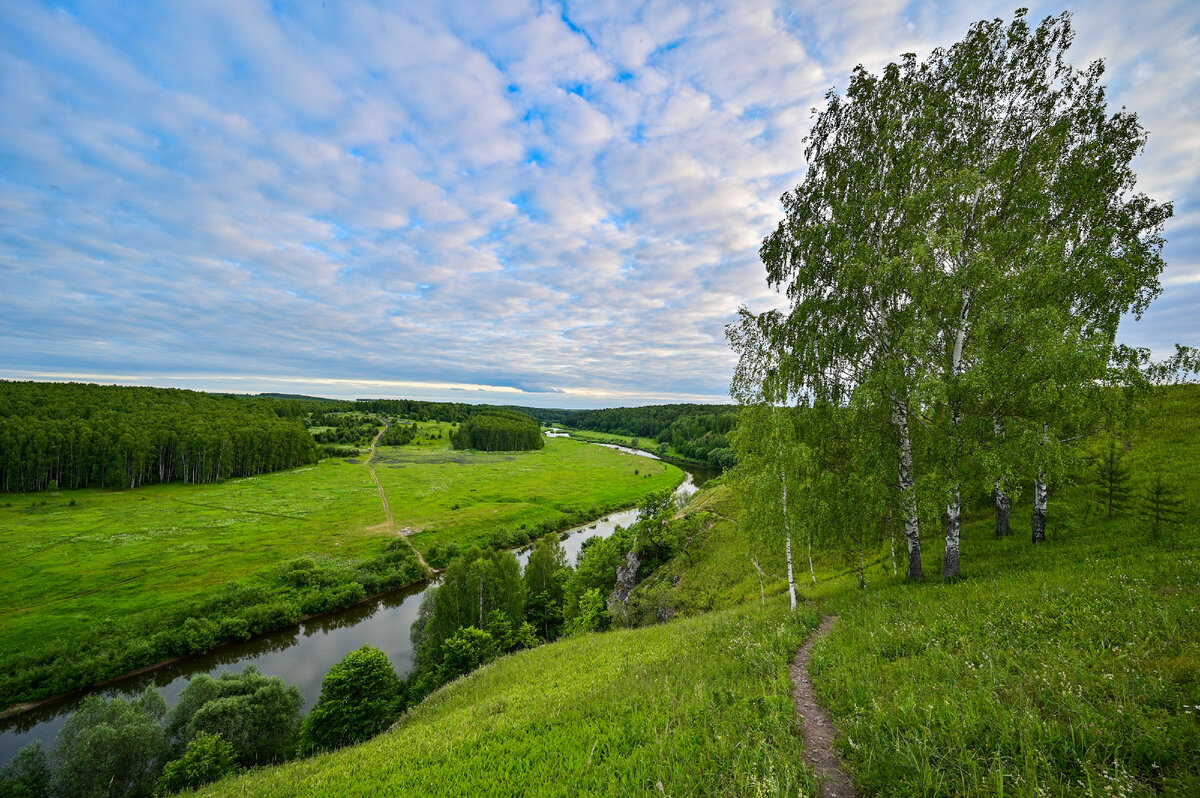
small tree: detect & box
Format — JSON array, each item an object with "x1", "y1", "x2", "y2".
[
  {"x1": 0, "y1": 741, "x2": 51, "y2": 798},
  {"x1": 298, "y1": 646, "x2": 403, "y2": 754},
  {"x1": 1096, "y1": 439, "x2": 1133, "y2": 519},
  {"x1": 156, "y1": 732, "x2": 237, "y2": 795},
  {"x1": 51, "y1": 689, "x2": 167, "y2": 798},
  {"x1": 437, "y1": 627, "x2": 497, "y2": 682},
  {"x1": 1140, "y1": 472, "x2": 1186, "y2": 537},
  {"x1": 167, "y1": 667, "x2": 302, "y2": 767}
]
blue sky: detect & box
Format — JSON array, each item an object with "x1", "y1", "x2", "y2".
[{"x1": 2, "y1": 1, "x2": 1197, "y2": 408}]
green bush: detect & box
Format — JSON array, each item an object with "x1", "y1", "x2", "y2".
[
  {"x1": 157, "y1": 732, "x2": 236, "y2": 795},
  {"x1": 50, "y1": 689, "x2": 167, "y2": 798},
  {"x1": 297, "y1": 646, "x2": 403, "y2": 754}
]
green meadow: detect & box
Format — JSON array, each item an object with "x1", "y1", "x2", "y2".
[
  {"x1": 374, "y1": 433, "x2": 682, "y2": 555},
  {"x1": 0, "y1": 460, "x2": 382, "y2": 658}
]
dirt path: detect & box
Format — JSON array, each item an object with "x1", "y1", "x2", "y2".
[
  {"x1": 364, "y1": 423, "x2": 434, "y2": 573},
  {"x1": 365, "y1": 424, "x2": 393, "y2": 528},
  {"x1": 791, "y1": 614, "x2": 858, "y2": 798}
]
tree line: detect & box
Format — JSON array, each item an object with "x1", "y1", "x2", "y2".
[
  {"x1": 534, "y1": 404, "x2": 738, "y2": 470},
  {"x1": 449, "y1": 410, "x2": 544, "y2": 452},
  {"x1": 0, "y1": 382, "x2": 319, "y2": 492},
  {"x1": 728, "y1": 10, "x2": 1196, "y2": 597}
]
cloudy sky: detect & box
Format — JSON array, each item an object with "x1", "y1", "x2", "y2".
[{"x1": 2, "y1": 1, "x2": 1197, "y2": 408}]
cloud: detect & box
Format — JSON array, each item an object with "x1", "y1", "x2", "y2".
[{"x1": 1, "y1": 0, "x2": 1197, "y2": 406}]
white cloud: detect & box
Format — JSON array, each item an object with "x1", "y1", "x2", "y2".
[{"x1": 1, "y1": 0, "x2": 1197, "y2": 405}]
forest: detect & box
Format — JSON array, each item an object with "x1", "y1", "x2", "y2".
[
  {"x1": 449, "y1": 410, "x2": 544, "y2": 452},
  {"x1": 0, "y1": 382, "x2": 319, "y2": 492}
]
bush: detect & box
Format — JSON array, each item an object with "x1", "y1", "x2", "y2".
[
  {"x1": 157, "y1": 732, "x2": 237, "y2": 795},
  {"x1": 167, "y1": 667, "x2": 302, "y2": 767},
  {"x1": 297, "y1": 646, "x2": 403, "y2": 754},
  {"x1": 51, "y1": 689, "x2": 167, "y2": 798},
  {"x1": 0, "y1": 741, "x2": 51, "y2": 798},
  {"x1": 438, "y1": 627, "x2": 497, "y2": 682}
]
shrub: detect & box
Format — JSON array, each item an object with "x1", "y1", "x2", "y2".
[
  {"x1": 297, "y1": 646, "x2": 403, "y2": 754},
  {"x1": 156, "y1": 732, "x2": 237, "y2": 795}
]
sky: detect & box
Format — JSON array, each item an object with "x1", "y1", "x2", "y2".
[{"x1": 1, "y1": 1, "x2": 1198, "y2": 408}]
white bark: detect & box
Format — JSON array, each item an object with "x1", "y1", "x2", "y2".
[
  {"x1": 894, "y1": 399, "x2": 923, "y2": 580},
  {"x1": 944, "y1": 287, "x2": 970, "y2": 579},
  {"x1": 784, "y1": 530, "x2": 797, "y2": 611}
]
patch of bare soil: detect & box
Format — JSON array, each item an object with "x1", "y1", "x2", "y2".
[{"x1": 791, "y1": 614, "x2": 858, "y2": 798}]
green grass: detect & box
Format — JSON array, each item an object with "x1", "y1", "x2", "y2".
[
  {"x1": 201, "y1": 602, "x2": 822, "y2": 798},
  {"x1": 804, "y1": 385, "x2": 1200, "y2": 797},
  {"x1": 376, "y1": 435, "x2": 683, "y2": 555},
  {"x1": 0, "y1": 460, "x2": 383, "y2": 657}
]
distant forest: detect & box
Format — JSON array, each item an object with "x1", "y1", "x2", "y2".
[{"x1": 0, "y1": 382, "x2": 319, "y2": 492}]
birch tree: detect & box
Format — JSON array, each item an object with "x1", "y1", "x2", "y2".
[
  {"x1": 732, "y1": 52, "x2": 942, "y2": 581},
  {"x1": 726, "y1": 401, "x2": 811, "y2": 609}
]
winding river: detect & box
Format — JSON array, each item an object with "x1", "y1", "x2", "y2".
[{"x1": 0, "y1": 439, "x2": 710, "y2": 764}]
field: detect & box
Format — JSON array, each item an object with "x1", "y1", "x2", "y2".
[
  {"x1": 0, "y1": 427, "x2": 683, "y2": 701},
  {"x1": 0, "y1": 460, "x2": 382, "y2": 658},
  {"x1": 374, "y1": 432, "x2": 682, "y2": 555}
]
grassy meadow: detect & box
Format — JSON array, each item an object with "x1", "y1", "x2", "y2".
[
  {"x1": 374, "y1": 433, "x2": 682, "y2": 555},
  {"x1": 0, "y1": 460, "x2": 382, "y2": 658}
]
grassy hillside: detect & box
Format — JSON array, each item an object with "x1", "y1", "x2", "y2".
[
  {"x1": 202, "y1": 603, "x2": 821, "y2": 797},
  {"x1": 192, "y1": 386, "x2": 1197, "y2": 796}
]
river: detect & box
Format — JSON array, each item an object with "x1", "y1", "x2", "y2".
[{"x1": 0, "y1": 440, "x2": 707, "y2": 764}]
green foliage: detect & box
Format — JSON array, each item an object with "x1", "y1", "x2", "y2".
[
  {"x1": 436, "y1": 626, "x2": 498, "y2": 683},
  {"x1": 378, "y1": 422, "x2": 418, "y2": 447},
  {"x1": 523, "y1": 534, "x2": 571, "y2": 640},
  {"x1": 167, "y1": 667, "x2": 302, "y2": 768},
  {"x1": 298, "y1": 647, "x2": 403, "y2": 754},
  {"x1": 156, "y1": 733, "x2": 236, "y2": 795},
  {"x1": 0, "y1": 381, "x2": 319, "y2": 492},
  {"x1": 450, "y1": 410, "x2": 544, "y2": 452},
  {"x1": 50, "y1": 689, "x2": 168, "y2": 798},
  {"x1": 0, "y1": 741, "x2": 51, "y2": 798}
]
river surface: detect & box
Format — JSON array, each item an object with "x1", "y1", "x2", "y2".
[{"x1": 0, "y1": 443, "x2": 703, "y2": 764}]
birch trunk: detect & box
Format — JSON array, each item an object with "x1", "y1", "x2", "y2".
[
  {"x1": 894, "y1": 399, "x2": 924, "y2": 580},
  {"x1": 1032, "y1": 422, "x2": 1049, "y2": 543},
  {"x1": 1032, "y1": 474, "x2": 1048, "y2": 543},
  {"x1": 995, "y1": 484, "x2": 1011, "y2": 536},
  {"x1": 784, "y1": 530, "x2": 797, "y2": 611},
  {"x1": 944, "y1": 485, "x2": 962, "y2": 578},
  {"x1": 943, "y1": 287, "x2": 970, "y2": 580}
]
